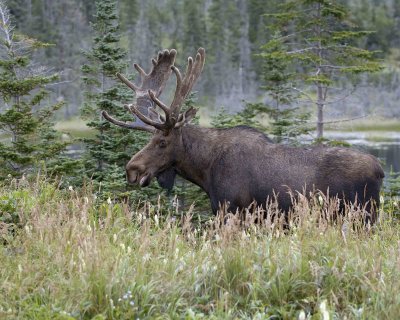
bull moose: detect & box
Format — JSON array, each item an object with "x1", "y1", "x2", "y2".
[{"x1": 102, "y1": 48, "x2": 384, "y2": 223}]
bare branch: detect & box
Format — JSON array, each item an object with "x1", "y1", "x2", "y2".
[
  {"x1": 0, "y1": 0, "x2": 13, "y2": 48},
  {"x1": 323, "y1": 87, "x2": 357, "y2": 105},
  {"x1": 291, "y1": 86, "x2": 313, "y2": 102},
  {"x1": 321, "y1": 114, "x2": 369, "y2": 124}
]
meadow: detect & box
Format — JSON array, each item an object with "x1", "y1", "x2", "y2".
[{"x1": 0, "y1": 177, "x2": 400, "y2": 319}]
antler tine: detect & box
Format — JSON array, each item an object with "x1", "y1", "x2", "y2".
[
  {"x1": 185, "y1": 56, "x2": 194, "y2": 78},
  {"x1": 149, "y1": 106, "x2": 165, "y2": 123},
  {"x1": 169, "y1": 65, "x2": 184, "y2": 119},
  {"x1": 187, "y1": 48, "x2": 205, "y2": 92},
  {"x1": 116, "y1": 73, "x2": 139, "y2": 92},
  {"x1": 169, "y1": 48, "x2": 205, "y2": 119},
  {"x1": 148, "y1": 90, "x2": 170, "y2": 123},
  {"x1": 127, "y1": 105, "x2": 168, "y2": 131},
  {"x1": 101, "y1": 111, "x2": 155, "y2": 133},
  {"x1": 133, "y1": 63, "x2": 147, "y2": 78}
]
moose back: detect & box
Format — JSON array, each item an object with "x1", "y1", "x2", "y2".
[{"x1": 102, "y1": 48, "x2": 384, "y2": 223}]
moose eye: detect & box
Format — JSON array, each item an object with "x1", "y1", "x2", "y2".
[{"x1": 159, "y1": 140, "x2": 167, "y2": 148}]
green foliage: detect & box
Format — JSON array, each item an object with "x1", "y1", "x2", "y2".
[
  {"x1": 384, "y1": 168, "x2": 400, "y2": 215},
  {"x1": 262, "y1": 0, "x2": 382, "y2": 139},
  {"x1": 211, "y1": 103, "x2": 268, "y2": 131},
  {"x1": 210, "y1": 101, "x2": 311, "y2": 145},
  {"x1": 80, "y1": 0, "x2": 154, "y2": 201},
  {"x1": 266, "y1": 106, "x2": 312, "y2": 144},
  {"x1": 257, "y1": 29, "x2": 313, "y2": 144},
  {"x1": 0, "y1": 2, "x2": 71, "y2": 180}
]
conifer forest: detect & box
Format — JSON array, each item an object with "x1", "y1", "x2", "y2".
[{"x1": 1, "y1": 0, "x2": 400, "y2": 319}]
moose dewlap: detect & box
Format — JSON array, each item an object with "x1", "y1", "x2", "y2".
[{"x1": 102, "y1": 48, "x2": 384, "y2": 224}]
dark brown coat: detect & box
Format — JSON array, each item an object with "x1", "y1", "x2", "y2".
[{"x1": 128, "y1": 124, "x2": 384, "y2": 223}]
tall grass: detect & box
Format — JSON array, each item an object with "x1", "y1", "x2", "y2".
[{"x1": 1, "y1": 177, "x2": 400, "y2": 319}]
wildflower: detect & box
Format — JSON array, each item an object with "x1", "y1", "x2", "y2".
[
  {"x1": 107, "y1": 197, "x2": 112, "y2": 205},
  {"x1": 61, "y1": 310, "x2": 72, "y2": 316},
  {"x1": 127, "y1": 246, "x2": 132, "y2": 254},
  {"x1": 298, "y1": 310, "x2": 306, "y2": 320},
  {"x1": 143, "y1": 253, "x2": 151, "y2": 262},
  {"x1": 123, "y1": 294, "x2": 128, "y2": 300},
  {"x1": 319, "y1": 300, "x2": 329, "y2": 320},
  {"x1": 318, "y1": 194, "x2": 324, "y2": 206},
  {"x1": 380, "y1": 195, "x2": 384, "y2": 204},
  {"x1": 120, "y1": 243, "x2": 126, "y2": 251},
  {"x1": 68, "y1": 186, "x2": 73, "y2": 191},
  {"x1": 129, "y1": 301, "x2": 135, "y2": 307},
  {"x1": 154, "y1": 214, "x2": 159, "y2": 226}
]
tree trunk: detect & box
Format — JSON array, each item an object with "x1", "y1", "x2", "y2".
[
  {"x1": 317, "y1": 84, "x2": 324, "y2": 139},
  {"x1": 316, "y1": 2, "x2": 324, "y2": 140}
]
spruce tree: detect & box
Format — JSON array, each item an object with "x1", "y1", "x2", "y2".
[
  {"x1": 81, "y1": 0, "x2": 165, "y2": 202},
  {"x1": 0, "y1": 0, "x2": 68, "y2": 180},
  {"x1": 261, "y1": 0, "x2": 382, "y2": 140},
  {"x1": 81, "y1": 0, "x2": 133, "y2": 195},
  {"x1": 256, "y1": 31, "x2": 312, "y2": 144}
]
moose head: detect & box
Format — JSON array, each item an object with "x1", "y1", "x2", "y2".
[{"x1": 102, "y1": 48, "x2": 205, "y2": 188}]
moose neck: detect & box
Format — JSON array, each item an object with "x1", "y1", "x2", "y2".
[{"x1": 174, "y1": 125, "x2": 217, "y2": 193}]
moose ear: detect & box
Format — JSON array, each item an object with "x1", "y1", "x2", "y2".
[
  {"x1": 175, "y1": 107, "x2": 198, "y2": 128},
  {"x1": 183, "y1": 107, "x2": 197, "y2": 123}
]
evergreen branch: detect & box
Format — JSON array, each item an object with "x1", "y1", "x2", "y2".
[
  {"x1": 271, "y1": 29, "x2": 313, "y2": 41},
  {"x1": 286, "y1": 44, "x2": 351, "y2": 55},
  {"x1": 320, "y1": 64, "x2": 363, "y2": 70},
  {"x1": 45, "y1": 80, "x2": 73, "y2": 87}
]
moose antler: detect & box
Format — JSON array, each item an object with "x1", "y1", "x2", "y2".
[
  {"x1": 149, "y1": 47, "x2": 205, "y2": 129},
  {"x1": 103, "y1": 48, "x2": 205, "y2": 132},
  {"x1": 102, "y1": 49, "x2": 177, "y2": 133}
]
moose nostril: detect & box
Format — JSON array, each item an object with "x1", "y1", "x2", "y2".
[{"x1": 126, "y1": 170, "x2": 138, "y2": 184}]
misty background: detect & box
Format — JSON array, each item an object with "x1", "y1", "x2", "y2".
[{"x1": 4, "y1": 0, "x2": 400, "y2": 121}]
